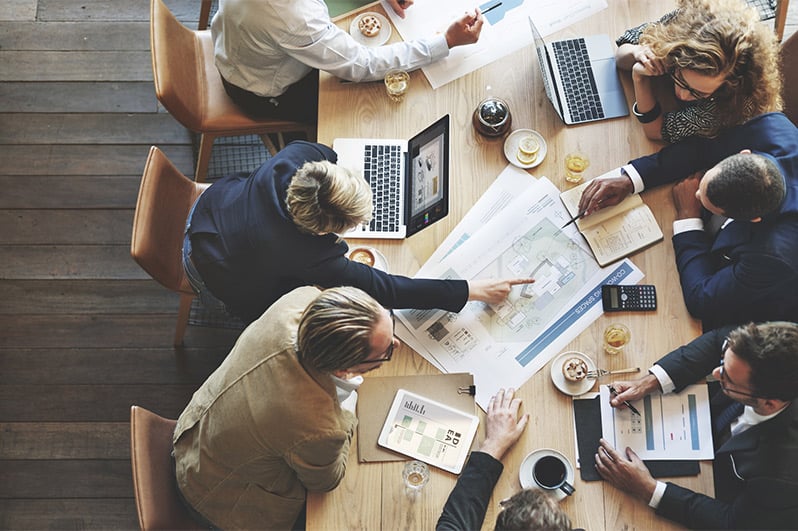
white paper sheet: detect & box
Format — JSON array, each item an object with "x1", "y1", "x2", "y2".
[
  {"x1": 380, "y1": 0, "x2": 608, "y2": 88},
  {"x1": 396, "y1": 171, "x2": 643, "y2": 409},
  {"x1": 599, "y1": 384, "x2": 715, "y2": 460}
]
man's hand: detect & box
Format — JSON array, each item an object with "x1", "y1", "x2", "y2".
[
  {"x1": 608, "y1": 373, "x2": 661, "y2": 408},
  {"x1": 386, "y1": 0, "x2": 414, "y2": 18},
  {"x1": 479, "y1": 388, "x2": 529, "y2": 460},
  {"x1": 595, "y1": 439, "x2": 657, "y2": 503},
  {"x1": 672, "y1": 173, "x2": 703, "y2": 220},
  {"x1": 577, "y1": 174, "x2": 635, "y2": 216},
  {"x1": 467, "y1": 278, "x2": 535, "y2": 304},
  {"x1": 445, "y1": 9, "x2": 484, "y2": 48}
]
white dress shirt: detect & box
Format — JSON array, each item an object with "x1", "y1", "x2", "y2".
[{"x1": 211, "y1": 0, "x2": 449, "y2": 97}]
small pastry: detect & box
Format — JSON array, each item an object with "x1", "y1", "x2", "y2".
[
  {"x1": 562, "y1": 357, "x2": 588, "y2": 382},
  {"x1": 358, "y1": 15, "x2": 382, "y2": 38}
]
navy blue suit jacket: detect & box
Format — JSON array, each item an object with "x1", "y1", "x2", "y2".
[
  {"x1": 654, "y1": 328, "x2": 798, "y2": 529},
  {"x1": 188, "y1": 141, "x2": 467, "y2": 322},
  {"x1": 630, "y1": 112, "x2": 798, "y2": 330}
]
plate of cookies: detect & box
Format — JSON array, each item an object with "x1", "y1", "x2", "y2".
[
  {"x1": 550, "y1": 351, "x2": 596, "y2": 396},
  {"x1": 349, "y1": 12, "x2": 392, "y2": 47},
  {"x1": 504, "y1": 129, "x2": 547, "y2": 169}
]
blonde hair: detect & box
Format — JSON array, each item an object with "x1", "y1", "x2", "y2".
[
  {"x1": 286, "y1": 160, "x2": 373, "y2": 235},
  {"x1": 296, "y1": 287, "x2": 384, "y2": 373},
  {"x1": 641, "y1": 0, "x2": 782, "y2": 125}
]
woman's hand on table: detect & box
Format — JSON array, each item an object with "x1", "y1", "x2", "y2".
[
  {"x1": 467, "y1": 278, "x2": 535, "y2": 304},
  {"x1": 595, "y1": 438, "x2": 657, "y2": 503}
]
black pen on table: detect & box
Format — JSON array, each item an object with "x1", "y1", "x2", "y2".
[
  {"x1": 608, "y1": 385, "x2": 641, "y2": 416},
  {"x1": 480, "y1": 2, "x2": 502, "y2": 15},
  {"x1": 561, "y1": 210, "x2": 586, "y2": 229}
]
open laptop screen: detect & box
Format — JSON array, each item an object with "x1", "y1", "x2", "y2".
[{"x1": 405, "y1": 114, "x2": 449, "y2": 238}]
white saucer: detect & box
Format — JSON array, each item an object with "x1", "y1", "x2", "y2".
[
  {"x1": 550, "y1": 351, "x2": 596, "y2": 396},
  {"x1": 349, "y1": 12, "x2": 392, "y2": 47},
  {"x1": 519, "y1": 448, "x2": 575, "y2": 502},
  {"x1": 503, "y1": 129, "x2": 547, "y2": 169},
  {"x1": 347, "y1": 246, "x2": 389, "y2": 272}
]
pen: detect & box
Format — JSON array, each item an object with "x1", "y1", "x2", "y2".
[
  {"x1": 560, "y1": 211, "x2": 586, "y2": 229},
  {"x1": 608, "y1": 385, "x2": 641, "y2": 416},
  {"x1": 480, "y1": 2, "x2": 502, "y2": 15}
]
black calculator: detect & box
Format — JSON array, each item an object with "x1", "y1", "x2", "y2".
[{"x1": 602, "y1": 285, "x2": 657, "y2": 312}]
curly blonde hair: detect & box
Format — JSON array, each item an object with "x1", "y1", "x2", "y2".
[
  {"x1": 641, "y1": 0, "x2": 782, "y2": 125},
  {"x1": 286, "y1": 160, "x2": 373, "y2": 235}
]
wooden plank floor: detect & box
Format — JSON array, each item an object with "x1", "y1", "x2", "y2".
[
  {"x1": 0, "y1": 0, "x2": 796, "y2": 528},
  {"x1": 0, "y1": 0, "x2": 240, "y2": 528}
]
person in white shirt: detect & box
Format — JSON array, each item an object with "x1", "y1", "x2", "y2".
[
  {"x1": 594, "y1": 321, "x2": 798, "y2": 529},
  {"x1": 211, "y1": 0, "x2": 485, "y2": 123}
]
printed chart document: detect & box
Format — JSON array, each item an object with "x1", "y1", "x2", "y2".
[
  {"x1": 560, "y1": 170, "x2": 663, "y2": 266},
  {"x1": 599, "y1": 384, "x2": 714, "y2": 460},
  {"x1": 396, "y1": 171, "x2": 644, "y2": 409},
  {"x1": 381, "y1": 0, "x2": 608, "y2": 88},
  {"x1": 377, "y1": 389, "x2": 479, "y2": 473}
]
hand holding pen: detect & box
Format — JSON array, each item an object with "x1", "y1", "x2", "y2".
[{"x1": 608, "y1": 385, "x2": 641, "y2": 416}]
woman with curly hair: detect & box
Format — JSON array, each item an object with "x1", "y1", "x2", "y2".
[{"x1": 616, "y1": 0, "x2": 782, "y2": 143}]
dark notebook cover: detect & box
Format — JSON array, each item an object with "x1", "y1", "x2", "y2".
[{"x1": 573, "y1": 395, "x2": 700, "y2": 481}]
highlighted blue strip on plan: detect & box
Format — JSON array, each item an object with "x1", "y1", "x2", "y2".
[{"x1": 515, "y1": 261, "x2": 636, "y2": 366}]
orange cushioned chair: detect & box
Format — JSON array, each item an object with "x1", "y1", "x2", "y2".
[
  {"x1": 150, "y1": 0, "x2": 316, "y2": 182},
  {"x1": 130, "y1": 405, "x2": 201, "y2": 530},
  {"x1": 131, "y1": 146, "x2": 209, "y2": 346}
]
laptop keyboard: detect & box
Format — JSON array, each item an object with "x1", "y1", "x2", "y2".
[
  {"x1": 551, "y1": 38, "x2": 605, "y2": 122},
  {"x1": 361, "y1": 144, "x2": 402, "y2": 233}
]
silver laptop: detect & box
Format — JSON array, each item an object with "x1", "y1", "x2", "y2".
[
  {"x1": 529, "y1": 16, "x2": 629, "y2": 125},
  {"x1": 333, "y1": 115, "x2": 450, "y2": 239}
]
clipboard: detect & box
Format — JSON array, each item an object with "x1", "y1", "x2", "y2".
[
  {"x1": 573, "y1": 395, "x2": 700, "y2": 481},
  {"x1": 357, "y1": 372, "x2": 476, "y2": 463}
]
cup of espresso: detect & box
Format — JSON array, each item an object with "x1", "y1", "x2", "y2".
[{"x1": 532, "y1": 454, "x2": 575, "y2": 496}]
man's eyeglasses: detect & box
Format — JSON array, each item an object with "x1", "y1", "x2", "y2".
[
  {"x1": 365, "y1": 309, "x2": 396, "y2": 363},
  {"x1": 718, "y1": 338, "x2": 761, "y2": 399},
  {"x1": 668, "y1": 68, "x2": 716, "y2": 101}
]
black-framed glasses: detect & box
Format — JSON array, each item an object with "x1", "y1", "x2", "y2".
[
  {"x1": 718, "y1": 338, "x2": 761, "y2": 399},
  {"x1": 365, "y1": 309, "x2": 396, "y2": 364},
  {"x1": 668, "y1": 68, "x2": 716, "y2": 101}
]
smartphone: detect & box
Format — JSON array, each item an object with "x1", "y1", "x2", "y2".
[{"x1": 602, "y1": 284, "x2": 657, "y2": 312}]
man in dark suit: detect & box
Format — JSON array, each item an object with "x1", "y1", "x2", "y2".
[
  {"x1": 595, "y1": 321, "x2": 798, "y2": 529},
  {"x1": 577, "y1": 112, "x2": 798, "y2": 330},
  {"x1": 183, "y1": 140, "x2": 532, "y2": 323}
]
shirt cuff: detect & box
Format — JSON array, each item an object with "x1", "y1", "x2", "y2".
[
  {"x1": 673, "y1": 218, "x2": 704, "y2": 235},
  {"x1": 648, "y1": 481, "x2": 667, "y2": 508},
  {"x1": 622, "y1": 164, "x2": 645, "y2": 194},
  {"x1": 649, "y1": 364, "x2": 675, "y2": 394},
  {"x1": 428, "y1": 34, "x2": 450, "y2": 58}
]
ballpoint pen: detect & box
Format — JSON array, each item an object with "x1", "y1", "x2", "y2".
[
  {"x1": 480, "y1": 2, "x2": 503, "y2": 15},
  {"x1": 560, "y1": 211, "x2": 586, "y2": 229},
  {"x1": 608, "y1": 385, "x2": 641, "y2": 416}
]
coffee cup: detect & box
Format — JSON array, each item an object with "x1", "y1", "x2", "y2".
[{"x1": 532, "y1": 454, "x2": 575, "y2": 496}]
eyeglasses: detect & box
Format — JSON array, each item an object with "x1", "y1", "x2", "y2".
[
  {"x1": 718, "y1": 338, "x2": 761, "y2": 399},
  {"x1": 668, "y1": 68, "x2": 716, "y2": 102},
  {"x1": 364, "y1": 309, "x2": 396, "y2": 364}
]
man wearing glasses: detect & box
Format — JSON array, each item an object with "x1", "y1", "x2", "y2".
[
  {"x1": 577, "y1": 111, "x2": 798, "y2": 331},
  {"x1": 594, "y1": 321, "x2": 798, "y2": 529},
  {"x1": 173, "y1": 286, "x2": 398, "y2": 529}
]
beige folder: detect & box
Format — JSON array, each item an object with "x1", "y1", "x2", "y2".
[{"x1": 356, "y1": 372, "x2": 476, "y2": 462}]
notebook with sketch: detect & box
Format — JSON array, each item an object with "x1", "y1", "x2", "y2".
[
  {"x1": 333, "y1": 114, "x2": 450, "y2": 239},
  {"x1": 528, "y1": 16, "x2": 629, "y2": 125}
]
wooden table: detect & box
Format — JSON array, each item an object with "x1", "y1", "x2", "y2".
[{"x1": 308, "y1": 1, "x2": 711, "y2": 529}]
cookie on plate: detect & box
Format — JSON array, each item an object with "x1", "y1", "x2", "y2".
[{"x1": 358, "y1": 15, "x2": 382, "y2": 38}]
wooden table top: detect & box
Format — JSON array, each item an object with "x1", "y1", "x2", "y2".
[{"x1": 308, "y1": 1, "x2": 710, "y2": 529}]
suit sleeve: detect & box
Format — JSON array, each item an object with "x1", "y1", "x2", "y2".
[
  {"x1": 655, "y1": 327, "x2": 734, "y2": 392},
  {"x1": 673, "y1": 230, "x2": 795, "y2": 325},
  {"x1": 437, "y1": 452, "x2": 504, "y2": 531}
]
